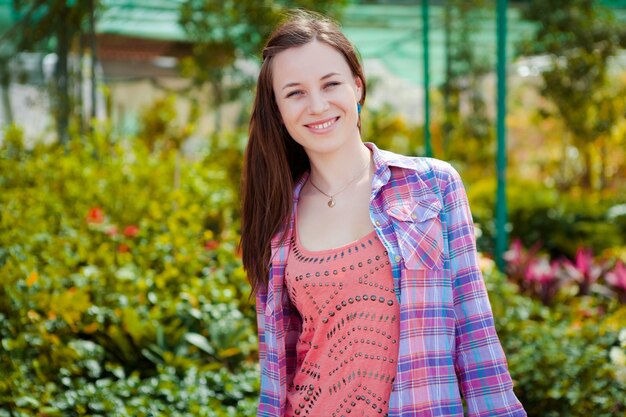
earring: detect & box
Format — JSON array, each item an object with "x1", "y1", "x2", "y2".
[{"x1": 357, "y1": 102, "x2": 362, "y2": 115}]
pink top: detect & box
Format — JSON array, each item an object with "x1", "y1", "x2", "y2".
[{"x1": 284, "y1": 222, "x2": 400, "y2": 417}]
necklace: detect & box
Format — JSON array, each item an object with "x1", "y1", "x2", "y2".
[{"x1": 308, "y1": 158, "x2": 371, "y2": 208}]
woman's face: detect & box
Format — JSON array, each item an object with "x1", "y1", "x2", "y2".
[{"x1": 272, "y1": 40, "x2": 363, "y2": 157}]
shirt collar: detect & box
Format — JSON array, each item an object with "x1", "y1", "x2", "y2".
[
  {"x1": 292, "y1": 141, "x2": 430, "y2": 203},
  {"x1": 366, "y1": 142, "x2": 425, "y2": 194}
]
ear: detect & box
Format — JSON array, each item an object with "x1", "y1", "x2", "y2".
[{"x1": 354, "y1": 76, "x2": 363, "y2": 101}]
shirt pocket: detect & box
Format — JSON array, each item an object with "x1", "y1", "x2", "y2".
[{"x1": 386, "y1": 197, "x2": 444, "y2": 270}]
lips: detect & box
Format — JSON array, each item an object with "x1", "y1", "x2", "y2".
[{"x1": 305, "y1": 117, "x2": 339, "y2": 130}]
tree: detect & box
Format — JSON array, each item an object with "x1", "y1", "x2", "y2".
[
  {"x1": 0, "y1": 57, "x2": 13, "y2": 125},
  {"x1": 518, "y1": 0, "x2": 626, "y2": 190},
  {"x1": 178, "y1": 0, "x2": 348, "y2": 133},
  {"x1": 440, "y1": 0, "x2": 494, "y2": 171},
  {"x1": 4, "y1": 0, "x2": 100, "y2": 145}
]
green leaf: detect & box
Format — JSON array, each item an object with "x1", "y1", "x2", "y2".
[{"x1": 184, "y1": 332, "x2": 215, "y2": 356}]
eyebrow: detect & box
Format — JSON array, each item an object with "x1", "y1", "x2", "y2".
[{"x1": 282, "y1": 72, "x2": 341, "y2": 90}]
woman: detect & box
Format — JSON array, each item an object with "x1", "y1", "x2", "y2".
[{"x1": 240, "y1": 10, "x2": 526, "y2": 417}]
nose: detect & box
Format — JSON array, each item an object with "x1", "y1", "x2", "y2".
[{"x1": 307, "y1": 91, "x2": 329, "y2": 115}]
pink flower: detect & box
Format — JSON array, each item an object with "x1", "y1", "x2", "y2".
[
  {"x1": 123, "y1": 225, "x2": 140, "y2": 238},
  {"x1": 526, "y1": 258, "x2": 558, "y2": 284},
  {"x1": 503, "y1": 239, "x2": 525, "y2": 264},
  {"x1": 504, "y1": 238, "x2": 542, "y2": 291},
  {"x1": 503, "y1": 239, "x2": 527, "y2": 282},
  {"x1": 606, "y1": 261, "x2": 626, "y2": 291},
  {"x1": 561, "y1": 247, "x2": 603, "y2": 295},
  {"x1": 575, "y1": 248, "x2": 597, "y2": 277},
  {"x1": 526, "y1": 257, "x2": 562, "y2": 305},
  {"x1": 105, "y1": 225, "x2": 118, "y2": 237},
  {"x1": 86, "y1": 207, "x2": 105, "y2": 224}
]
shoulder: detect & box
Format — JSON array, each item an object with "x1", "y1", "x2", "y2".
[{"x1": 375, "y1": 146, "x2": 462, "y2": 195}]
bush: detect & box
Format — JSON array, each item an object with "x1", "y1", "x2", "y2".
[
  {"x1": 483, "y1": 258, "x2": 626, "y2": 417},
  {"x1": 0, "y1": 123, "x2": 259, "y2": 416},
  {"x1": 468, "y1": 177, "x2": 626, "y2": 259}
]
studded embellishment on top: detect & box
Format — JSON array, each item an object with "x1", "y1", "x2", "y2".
[{"x1": 284, "y1": 229, "x2": 399, "y2": 417}]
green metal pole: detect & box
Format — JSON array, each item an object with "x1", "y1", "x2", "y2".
[
  {"x1": 495, "y1": 0, "x2": 508, "y2": 271},
  {"x1": 89, "y1": 0, "x2": 98, "y2": 120},
  {"x1": 422, "y1": 0, "x2": 432, "y2": 157}
]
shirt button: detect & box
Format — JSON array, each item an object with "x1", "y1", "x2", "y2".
[
  {"x1": 410, "y1": 213, "x2": 417, "y2": 220},
  {"x1": 394, "y1": 254, "x2": 401, "y2": 262},
  {"x1": 375, "y1": 220, "x2": 381, "y2": 226}
]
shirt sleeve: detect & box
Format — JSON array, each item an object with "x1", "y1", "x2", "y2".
[
  {"x1": 443, "y1": 165, "x2": 526, "y2": 417},
  {"x1": 255, "y1": 279, "x2": 301, "y2": 417},
  {"x1": 255, "y1": 287, "x2": 268, "y2": 376}
]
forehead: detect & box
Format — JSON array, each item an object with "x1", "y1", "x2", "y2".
[{"x1": 271, "y1": 40, "x2": 352, "y2": 86}]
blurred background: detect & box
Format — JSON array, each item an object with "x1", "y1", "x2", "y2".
[{"x1": 1, "y1": 1, "x2": 625, "y2": 416}]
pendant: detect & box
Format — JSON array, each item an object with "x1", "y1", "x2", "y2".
[{"x1": 328, "y1": 197, "x2": 336, "y2": 208}]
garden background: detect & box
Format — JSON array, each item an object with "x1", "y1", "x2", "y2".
[{"x1": 1, "y1": 1, "x2": 626, "y2": 416}]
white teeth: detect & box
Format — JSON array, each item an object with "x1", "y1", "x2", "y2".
[{"x1": 310, "y1": 118, "x2": 336, "y2": 130}]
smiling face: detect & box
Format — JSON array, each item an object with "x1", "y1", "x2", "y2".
[{"x1": 272, "y1": 40, "x2": 363, "y2": 158}]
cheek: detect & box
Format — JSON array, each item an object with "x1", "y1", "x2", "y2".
[
  {"x1": 335, "y1": 86, "x2": 358, "y2": 104},
  {"x1": 277, "y1": 100, "x2": 302, "y2": 124}
]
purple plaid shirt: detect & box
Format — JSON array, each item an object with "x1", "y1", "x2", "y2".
[{"x1": 255, "y1": 143, "x2": 526, "y2": 417}]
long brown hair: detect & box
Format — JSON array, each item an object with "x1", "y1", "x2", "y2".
[{"x1": 240, "y1": 9, "x2": 367, "y2": 295}]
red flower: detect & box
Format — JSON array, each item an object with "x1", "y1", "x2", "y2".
[
  {"x1": 86, "y1": 207, "x2": 105, "y2": 224},
  {"x1": 123, "y1": 225, "x2": 140, "y2": 238},
  {"x1": 117, "y1": 243, "x2": 130, "y2": 253},
  {"x1": 204, "y1": 240, "x2": 219, "y2": 250}
]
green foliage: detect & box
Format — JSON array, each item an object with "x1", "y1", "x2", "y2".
[
  {"x1": 467, "y1": 176, "x2": 626, "y2": 259},
  {"x1": 11, "y1": 1, "x2": 100, "y2": 53},
  {"x1": 137, "y1": 95, "x2": 197, "y2": 154},
  {"x1": 179, "y1": 0, "x2": 348, "y2": 66},
  {"x1": 439, "y1": 0, "x2": 493, "y2": 162},
  {"x1": 484, "y1": 264, "x2": 626, "y2": 417},
  {"x1": 518, "y1": 0, "x2": 626, "y2": 189},
  {"x1": 362, "y1": 104, "x2": 423, "y2": 156},
  {"x1": 9, "y1": 0, "x2": 103, "y2": 143},
  {"x1": 0, "y1": 121, "x2": 257, "y2": 415}
]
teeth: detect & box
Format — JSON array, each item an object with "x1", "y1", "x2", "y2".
[{"x1": 310, "y1": 118, "x2": 336, "y2": 130}]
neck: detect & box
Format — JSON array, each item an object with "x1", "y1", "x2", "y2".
[{"x1": 307, "y1": 141, "x2": 372, "y2": 194}]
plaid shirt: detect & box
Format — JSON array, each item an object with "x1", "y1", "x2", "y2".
[{"x1": 255, "y1": 143, "x2": 526, "y2": 417}]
